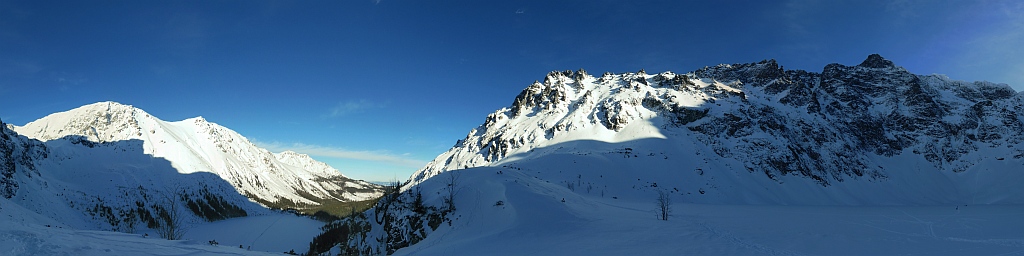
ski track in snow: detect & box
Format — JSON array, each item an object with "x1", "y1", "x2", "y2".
[{"x1": 696, "y1": 221, "x2": 804, "y2": 256}]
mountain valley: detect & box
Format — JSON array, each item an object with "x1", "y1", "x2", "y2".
[{"x1": 4, "y1": 55, "x2": 1024, "y2": 255}]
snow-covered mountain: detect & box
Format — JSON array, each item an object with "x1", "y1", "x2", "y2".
[
  {"x1": 4, "y1": 101, "x2": 382, "y2": 224},
  {"x1": 410, "y1": 54, "x2": 1024, "y2": 205},
  {"x1": 0, "y1": 116, "x2": 348, "y2": 254},
  {"x1": 301, "y1": 54, "x2": 1024, "y2": 255},
  {"x1": 1, "y1": 117, "x2": 254, "y2": 232}
]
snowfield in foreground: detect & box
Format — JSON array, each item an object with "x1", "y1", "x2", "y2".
[
  {"x1": 1, "y1": 196, "x2": 322, "y2": 255},
  {"x1": 369, "y1": 55, "x2": 1024, "y2": 255},
  {"x1": 9, "y1": 168, "x2": 1022, "y2": 256},
  {"x1": 6, "y1": 55, "x2": 1024, "y2": 255},
  {"x1": 396, "y1": 168, "x2": 1024, "y2": 256}
]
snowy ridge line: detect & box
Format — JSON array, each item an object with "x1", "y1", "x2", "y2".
[
  {"x1": 11, "y1": 101, "x2": 383, "y2": 209},
  {"x1": 1, "y1": 103, "x2": 378, "y2": 254},
  {"x1": 406, "y1": 54, "x2": 1024, "y2": 206},
  {"x1": 269, "y1": 55, "x2": 1024, "y2": 255}
]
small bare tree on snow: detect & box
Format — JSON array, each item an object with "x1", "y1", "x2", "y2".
[
  {"x1": 443, "y1": 170, "x2": 461, "y2": 212},
  {"x1": 156, "y1": 186, "x2": 189, "y2": 240},
  {"x1": 121, "y1": 210, "x2": 138, "y2": 233},
  {"x1": 373, "y1": 178, "x2": 402, "y2": 225},
  {"x1": 655, "y1": 190, "x2": 672, "y2": 221}
]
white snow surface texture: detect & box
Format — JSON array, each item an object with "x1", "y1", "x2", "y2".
[
  {"x1": 5, "y1": 54, "x2": 1024, "y2": 255},
  {"x1": 0, "y1": 102, "x2": 382, "y2": 255},
  {"x1": 381, "y1": 55, "x2": 1024, "y2": 254},
  {"x1": 12, "y1": 102, "x2": 380, "y2": 206},
  {"x1": 411, "y1": 54, "x2": 1024, "y2": 206}
]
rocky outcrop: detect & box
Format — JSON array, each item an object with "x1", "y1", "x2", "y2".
[
  {"x1": 412, "y1": 54, "x2": 1023, "y2": 187},
  {"x1": 0, "y1": 119, "x2": 48, "y2": 199}
]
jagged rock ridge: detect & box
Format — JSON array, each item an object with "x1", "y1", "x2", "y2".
[{"x1": 411, "y1": 54, "x2": 1023, "y2": 189}]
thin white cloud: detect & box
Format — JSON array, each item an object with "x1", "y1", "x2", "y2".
[
  {"x1": 995, "y1": 2, "x2": 1024, "y2": 88},
  {"x1": 52, "y1": 72, "x2": 86, "y2": 85},
  {"x1": 326, "y1": 99, "x2": 384, "y2": 118},
  {"x1": 1008, "y1": 62, "x2": 1024, "y2": 89},
  {"x1": 780, "y1": 0, "x2": 820, "y2": 37},
  {"x1": 165, "y1": 13, "x2": 208, "y2": 51},
  {"x1": 884, "y1": 0, "x2": 921, "y2": 19},
  {"x1": 774, "y1": 0, "x2": 828, "y2": 64},
  {"x1": 254, "y1": 140, "x2": 426, "y2": 168},
  {"x1": 167, "y1": 13, "x2": 206, "y2": 39},
  {"x1": 1, "y1": 60, "x2": 42, "y2": 75},
  {"x1": 950, "y1": 1, "x2": 1024, "y2": 89}
]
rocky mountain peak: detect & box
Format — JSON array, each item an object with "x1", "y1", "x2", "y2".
[
  {"x1": 412, "y1": 55, "x2": 1024, "y2": 190},
  {"x1": 858, "y1": 53, "x2": 896, "y2": 69},
  {"x1": 13, "y1": 101, "x2": 151, "y2": 143},
  {"x1": 274, "y1": 150, "x2": 343, "y2": 178},
  {"x1": 77, "y1": 101, "x2": 143, "y2": 117},
  {"x1": 692, "y1": 59, "x2": 788, "y2": 87}
]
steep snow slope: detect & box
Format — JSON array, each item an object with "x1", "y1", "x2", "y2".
[
  {"x1": 11, "y1": 102, "x2": 382, "y2": 208},
  {"x1": 0, "y1": 117, "x2": 338, "y2": 255},
  {"x1": 0, "y1": 101, "x2": 381, "y2": 252},
  {"x1": 312, "y1": 55, "x2": 1024, "y2": 255},
  {"x1": 410, "y1": 54, "x2": 1024, "y2": 205},
  {"x1": 1, "y1": 117, "x2": 267, "y2": 231}
]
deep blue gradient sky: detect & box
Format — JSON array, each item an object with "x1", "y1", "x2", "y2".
[{"x1": 2, "y1": 0, "x2": 1022, "y2": 181}]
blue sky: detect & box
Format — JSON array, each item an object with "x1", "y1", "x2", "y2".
[{"x1": 2, "y1": 0, "x2": 1022, "y2": 182}]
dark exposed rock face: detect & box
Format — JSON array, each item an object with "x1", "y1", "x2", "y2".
[
  {"x1": 0, "y1": 119, "x2": 48, "y2": 198},
  {"x1": 415, "y1": 54, "x2": 1022, "y2": 187},
  {"x1": 688, "y1": 54, "x2": 1022, "y2": 183},
  {"x1": 858, "y1": 53, "x2": 896, "y2": 69}
]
